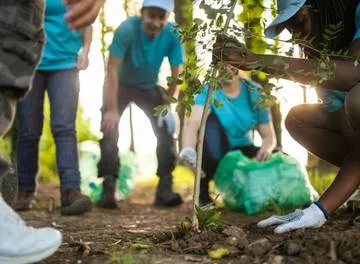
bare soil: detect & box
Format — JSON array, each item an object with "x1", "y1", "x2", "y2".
[{"x1": 20, "y1": 183, "x2": 360, "y2": 264}]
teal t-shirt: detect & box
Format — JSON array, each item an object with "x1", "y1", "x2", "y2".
[
  {"x1": 317, "y1": 3, "x2": 360, "y2": 112},
  {"x1": 195, "y1": 80, "x2": 270, "y2": 148},
  {"x1": 38, "y1": 0, "x2": 82, "y2": 70},
  {"x1": 109, "y1": 16, "x2": 184, "y2": 89}
]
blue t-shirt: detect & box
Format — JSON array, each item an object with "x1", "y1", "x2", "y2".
[
  {"x1": 109, "y1": 16, "x2": 184, "y2": 89},
  {"x1": 195, "y1": 80, "x2": 270, "y2": 148},
  {"x1": 38, "y1": 0, "x2": 82, "y2": 70},
  {"x1": 317, "y1": 3, "x2": 360, "y2": 112}
]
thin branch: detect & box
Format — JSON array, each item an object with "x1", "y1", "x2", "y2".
[
  {"x1": 192, "y1": 0, "x2": 237, "y2": 231},
  {"x1": 69, "y1": 237, "x2": 92, "y2": 258}
]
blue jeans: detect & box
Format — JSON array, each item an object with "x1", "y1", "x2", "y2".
[{"x1": 17, "y1": 69, "x2": 81, "y2": 192}]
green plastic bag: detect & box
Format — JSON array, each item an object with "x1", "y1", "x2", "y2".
[
  {"x1": 214, "y1": 151, "x2": 319, "y2": 215},
  {"x1": 79, "y1": 141, "x2": 136, "y2": 202}
]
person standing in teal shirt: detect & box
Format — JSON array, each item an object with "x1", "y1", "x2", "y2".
[
  {"x1": 98, "y1": 0, "x2": 184, "y2": 209},
  {"x1": 15, "y1": 0, "x2": 93, "y2": 216},
  {"x1": 180, "y1": 68, "x2": 277, "y2": 206}
]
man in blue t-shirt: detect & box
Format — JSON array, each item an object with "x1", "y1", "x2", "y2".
[{"x1": 98, "y1": 0, "x2": 184, "y2": 208}]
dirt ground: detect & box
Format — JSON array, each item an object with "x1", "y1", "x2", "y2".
[{"x1": 20, "y1": 183, "x2": 360, "y2": 264}]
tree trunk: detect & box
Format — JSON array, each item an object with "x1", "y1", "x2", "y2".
[
  {"x1": 174, "y1": 0, "x2": 194, "y2": 150},
  {"x1": 192, "y1": 0, "x2": 237, "y2": 230},
  {"x1": 271, "y1": 102, "x2": 282, "y2": 149}
]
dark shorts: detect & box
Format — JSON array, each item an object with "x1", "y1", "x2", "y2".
[{"x1": 0, "y1": 0, "x2": 45, "y2": 99}]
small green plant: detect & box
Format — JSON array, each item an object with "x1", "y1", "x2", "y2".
[{"x1": 195, "y1": 204, "x2": 222, "y2": 230}]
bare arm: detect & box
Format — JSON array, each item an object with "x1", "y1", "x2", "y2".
[
  {"x1": 221, "y1": 40, "x2": 360, "y2": 91},
  {"x1": 255, "y1": 122, "x2": 277, "y2": 162},
  {"x1": 103, "y1": 56, "x2": 121, "y2": 112},
  {"x1": 101, "y1": 56, "x2": 121, "y2": 135},
  {"x1": 77, "y1": 26, "x2": 92, "y2": 70},
  {"x1": 182, "y1": 105, "x2": 204, "y2": 149},
  {"x1": 81, "y1": 26, "x2": 92, "y2": 55}
]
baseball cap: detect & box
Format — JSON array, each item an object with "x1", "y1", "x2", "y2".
[
  {"x1": 142, "y1": 0, "x2": 174, "y2": 12},
  {"x1": 264, "y1": 0, "x2": 307, "y2": 38}
]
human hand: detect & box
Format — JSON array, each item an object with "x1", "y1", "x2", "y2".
[
  {"x1": 212, "y1": 34, "x2": 253, "y2": 67},
  {"x1": 256, "y1": 145, "x2": 272, "y2": 162},
  {"x1": 101, "y1": 109, "x2": 120, "y2": 136},
  {"x1": 77, "y1": 50, "x2": 89, "y2": 70},
  {"x1": 257, "y1": 203, "x2": 327, "y2": 234},
  {"x1": 157, "y1": 109, "x2": 176, "y2": 135},
  {"x1": 179, "y1": 147, "x2": 197, "y2": 169},
  {"x1": 64, "y1": 0, "x2": 105, "y2": 29}
]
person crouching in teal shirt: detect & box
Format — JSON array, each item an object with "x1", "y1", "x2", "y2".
[
  {"x1": 98, "y1": 0, "x2": 184, "y2": 208},
  {"x1": 180, "y1": 67, "x2": 277, "y2": 206},
  {"x1": 15, "y1": 0, "x2": 93, "y2": 216}
]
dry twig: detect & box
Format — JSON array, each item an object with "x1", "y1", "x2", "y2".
[{"x1": 69, "y1": 237, "x2": 92, "y2": 258}]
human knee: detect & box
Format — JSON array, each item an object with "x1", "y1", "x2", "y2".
[
  {"x1": 285, "y1": 105, "x2": 306, "y2": 135},
  {"x1": 345, "y1": 85, "x2": 360, "y2": 131},
  {"x1": 51, "y1": 124, "x2": 76, "y2": 138}
]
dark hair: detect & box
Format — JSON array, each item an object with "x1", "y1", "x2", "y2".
[{"x1": 306, "y1": 0, "x2": 359, "y2": 54}]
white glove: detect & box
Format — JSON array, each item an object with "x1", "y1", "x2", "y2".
[
  {"x1": 179, "y1": 147, "x2": 197, "y2": 169},
  {"x1": 157, "y1": 110, "x2": 176, "y2": 135},
  {"x1": 257, "y1": 203, "x2": 327, "y2": 234},
  {"x1": 179, "y1": 147, "x2": 206, "y2": 178}
]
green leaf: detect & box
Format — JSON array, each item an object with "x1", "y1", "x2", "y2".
[
  {"x1": 208, "y1": 248, "x2": 230, "y2": 259},
  {"x1": 195, "y1": 204, "x2": 222, "y2": 230},
  {"x1": 214, "y1": 98, "x2": 223, "y2": 109},
  {"x1": 130, "y1": 243, "x2": 151, "y2": 250},
  {"x1": 216, "y1": 15, "x2": 224, "y2": 28},
  {"x1": 168, "y1": 97, "x2": 177, "y2": 104},
  {"x1": 153, "y1": 105, "x2": 168, "y2": 117}
]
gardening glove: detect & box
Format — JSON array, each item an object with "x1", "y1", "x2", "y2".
[
  {"x1": 157, "y1": 109, "x2": 176, "y2": 135},
  {"x1": 179, "y1": 147, "x2": 206, "y2": 178},
  {"x1": 179, "y1": 147, "x2": 197, "y2": 169},
  {"x1": 257, "y1": 203, "x2": 327, "y2": 234}
]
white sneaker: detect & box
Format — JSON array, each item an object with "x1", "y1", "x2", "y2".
[{"x1": 0, "y1": 196, "x2": 62, "y2": 264}]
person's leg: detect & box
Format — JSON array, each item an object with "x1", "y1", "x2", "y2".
[
  {"x1": 342, "y1": 84, "x2": 360, "y2": 208},
  {"x1": 0, "y1": 90, "x2": 17, "y2": 207},
  {"x1": 285, "y1": 103, "x2": 360, "y2": 214},
  {"x1": 318, "y1": 85, "x2": 360, "y2": 213},
  {"x1": 0, "y1": 1, "x2": 62, "y2": 262},
  {"x1": 16, "y1": 71, "x2": 47, "y2": 210},
  {"x1": 201, "y1": 113, "x2": 231, "y2": 205},
  {"x1": 0, "y1": 0, "x2": 45, "y2": 208},
  {"x1": 97, "y1": 86, "x2": 130, "y2": 208},
  {"x1": 133, "y1": 87, "x2": 182, "y2": 206},
  {"x1": 285, "y1": 104, "x2": 350, "y2": 167},
  {"x1": 47, "y1": 69, "x2": 92, "y2": 215},
  {"x1": 0, "y1": 90, "x2": 16, "y2": 138}
]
